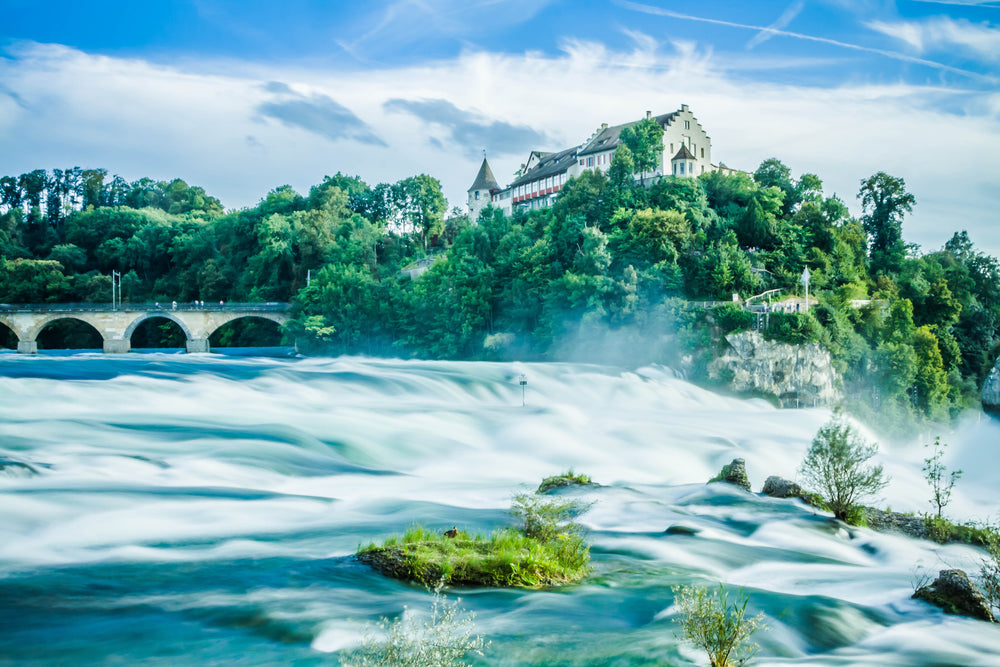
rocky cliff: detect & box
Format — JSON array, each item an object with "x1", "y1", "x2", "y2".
[{"x1": 707, "y1": 331, "x2": 840, "y2": 407}]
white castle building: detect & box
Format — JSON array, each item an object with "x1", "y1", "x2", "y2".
[{"x1": 468, "y1": 104, "x2": 734, "y2": 219}]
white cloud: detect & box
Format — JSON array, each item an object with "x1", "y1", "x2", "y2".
[
  {"x1": 0, "y1": 38, "x2": 998, "y2": 256},
  {"x1": 748, "y1": 0, "x2": 806, "y2": 49},
  {"x1": 867, "y1": 17, "x2": 1000, "y2": 62}
]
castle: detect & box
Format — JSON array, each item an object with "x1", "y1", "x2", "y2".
[{"x1": 468, "y1": 104, "x2": 734, "y2": 219}]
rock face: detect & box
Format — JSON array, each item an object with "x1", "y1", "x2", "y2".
[
  {"x1": 982, "y1": 358, "x2": 1000, "y2": 413},
  {"x1": 913, "y1": 569, "x2": 996, "y2": 622},
  {"x1": 762, "y1": 476, "x2": 803, "y2": 499},
  {"x1": 708, "y1": 331, "x2": 840, "y2": 407},
  {"x1": 863, "y1": 507, "x2": 929, "y2": 540},
  {"x1": 712, "y1": 458, "x2": 751, "y2": 491}
]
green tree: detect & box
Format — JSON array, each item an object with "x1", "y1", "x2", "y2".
[
  {"x1": 672, "y1": 584, "x2": 765, "y2": 667},
  {"x1": 923, "y1": 437, "x2": 961, "y2": 521},
  {"x1": 619, "y1": 117, "x2": 664, "y2": 185},
  {"x1": 859, "y1": 172, "x2": 915, "y2": 274},
  {"x1": 799, "y1": 412, "x2": 888, "y2": 522}
]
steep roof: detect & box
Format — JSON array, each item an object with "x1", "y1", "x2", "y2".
[
  {"x1": 509, "y1": 146, "x2": 580, "y2": 188},
  {"x1": 576, "y1": 111, "x2": 680, "y2": 157},
  {"x1": 672, "y1": 144, "x2": 696, "y2": 160},
  {"x1": 468, "y1": 158, "x2": 500, "y2": 193}
]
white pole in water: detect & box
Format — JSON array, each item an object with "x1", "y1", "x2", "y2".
[{"x1": 519, "y1": 374, "x2": 527, "y2": 407}]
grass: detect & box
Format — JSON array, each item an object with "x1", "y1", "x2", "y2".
[
  {"x1": 925, "y1": 516, "x2": 997, "y2": 547},
  {"x1": 358, "y1": 525, "x2": 590, "y2": 588},
  {"x1": 537, "y1": 470, "x2": 593, "y2": 494}
]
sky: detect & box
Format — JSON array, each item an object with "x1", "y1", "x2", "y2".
[{"x1": 1, "y1": 0, "x2": 998, "y2": 254}]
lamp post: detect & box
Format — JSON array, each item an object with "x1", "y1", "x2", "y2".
[
  {"x1": 111, "y1": 270, "x2": 121, "y2": 311},
  {"x1": 519, "y1": 374, "x2": 527, "y2": 407}
]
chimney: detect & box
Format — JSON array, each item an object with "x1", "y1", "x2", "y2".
[
  {"x1": 681, "y1": 104, "x2": 689, "y2": 112},
  {"x1": 601, "y1": 122, "x2": 608, "y2": 130},
  {"x1": 646, "y1": 110, "x2": 651, "y2": 119}
]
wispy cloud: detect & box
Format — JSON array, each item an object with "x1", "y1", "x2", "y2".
[
  {"x1": 617, "y1": 0, "x2": 997, "y2": 82},
  {"x1": 748, "y1": 0, "x2": 805, "y2": 49},
  {"x1": 257, "y1": 84, "x2": 386, "y2": 146},
  {"x1": 909, "y1": 0, "x2": 1000, "y2": 6},
  {"x1": 383, "y1": 98, "x2": 549, "y2": 157},
  {"x1": 867, "y1": 17, "x2": 1000, "y2": 62}
]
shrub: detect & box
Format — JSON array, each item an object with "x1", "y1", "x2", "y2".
[
  {"x1": 672, "y1": 584, "x2": 765, "y2": 667},
  {"x1": 511, "y1": 492, "x2": 592, "y2": 542},
  {"x1": 712, "y1": 303, "x2": 754, "y2": 334},
  {"x1": 980, "y1": 529, "x2": 1000, "y2": 618},
  {"x1": 923, "y1": 437, "x2": 962, "y2": 522},
  {"x1": 763, "y1": 311, "x2": 822, "y2": 345},
  {"x1": 344, "y1": 584, "x2": 488, "y2": 667},
  {"x1": 798, "y1": 412, "x2": 888, "y2": 523}
]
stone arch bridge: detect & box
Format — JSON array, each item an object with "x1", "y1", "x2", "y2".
[{"x1": 0, "y1": 303, "x2": 291, "y2": 354}]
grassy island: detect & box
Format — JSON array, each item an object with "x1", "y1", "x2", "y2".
[{"x1": 358, "y1": 487, "x2": 594, "y2": 588}]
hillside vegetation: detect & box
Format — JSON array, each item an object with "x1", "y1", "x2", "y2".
[{"x1": 2, "y1": 156, "x2": 999, "y2": 430}]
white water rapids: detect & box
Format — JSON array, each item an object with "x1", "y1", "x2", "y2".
[{"x1": 1, "y1": 352, "x2": 999, "y2": 665}]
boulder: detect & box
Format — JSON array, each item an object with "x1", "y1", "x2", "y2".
[
  {"x1": 762, "y1": 476, "x2": 803, "y2": 499},
  {"x1": 863, "y1": 507, "x2": 929, "y2": 540},
  {"x1": 983, "y1": 358, "x2": 1000, "y2": 414},
  {"x1": 913, "y1": 569, "x2": 996, "y2": 622},
  {"x1": 711, "y1": 458, "x2": 751, "y2": 492}
]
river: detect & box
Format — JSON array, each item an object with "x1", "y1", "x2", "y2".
[{"x1": 1, "y1": 352, "x2": 999, "y2": 665}]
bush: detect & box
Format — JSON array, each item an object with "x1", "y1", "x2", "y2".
[
  {"x1": 712, "y1": 303, "x2": 754, "y2": 334},
  {"x1": 799, "y1": 412, "x2": 888, "y2": 523},
  {"x1": 763, "y1": 311, "x2": 822, "y2": 345},
  {"x1": 980, "y1": 529, "x2": 1000, "y2": 618},
  {"x1": 511, "y1": 492, "x2": 592, "y2": 541},
  {"x1": 672, "y1": 584, "x2": 765, "y2": 667},
  {"x1": 923, "y1": 437, "x2": 962, "y2": 521},
  {"x1": 344, "y1": 584, "x2": 488, "y2": 667}
]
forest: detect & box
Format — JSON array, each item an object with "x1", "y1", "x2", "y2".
[{"x1": 2, "y1": 147, "x2": 999, "y2": 429}]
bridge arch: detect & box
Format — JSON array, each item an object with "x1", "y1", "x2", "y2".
[
  {"x1": 208, "y1": 314, "x2": 287, "y2": 348},
  {"x1": 123, "y1": 312, "x2": 194, "y2": 343},
  {"x1": 35, "y1": 317, "x2": 104, "y2": 351}
]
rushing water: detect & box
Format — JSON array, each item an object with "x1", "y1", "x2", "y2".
[{"x1": 1, "y1": 352, "x2": 999, "y2": 665}]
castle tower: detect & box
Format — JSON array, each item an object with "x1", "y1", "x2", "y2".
[
  {"x1": 467, "y1": 157, "x2": 499, "y2": 221},
  {"x1": 671, "y1": 144, "x2": 697, "y2": 178}
]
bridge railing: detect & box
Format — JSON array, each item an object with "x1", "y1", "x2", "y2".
[{"x1": 0, "y1": 302, "x2": 291, "y2": 313}]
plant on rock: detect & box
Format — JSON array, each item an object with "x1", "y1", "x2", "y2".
[
  {"x1": 673, "y1": 584, "x2": 766, "y2": 667},
  {"x1": 798, "y1": 411, "x2": 888, "y2": 523},
  {"x1": 344, "y1": 584, "x2": 488, "y2": 667}
]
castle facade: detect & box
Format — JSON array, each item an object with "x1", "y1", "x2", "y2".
[{"x1": 468, "y1": 105, "x2": 733, "y2": 219}]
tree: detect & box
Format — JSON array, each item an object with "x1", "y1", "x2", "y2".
[
  {"x1": 923, "y1": 437, "x2": 961, "y2": 521},
  {"x1": 619, "y1": 117, "x2": 664, "y2": 185},
  {"x1": 799, "y1": 412, "x2": 888, "y2": 522},
  {"x1": 859, "y1": 172, "x2": 915, "y2": 274},
  {"x1": 672, "y1": 584, "x2": 765, "y2": 667}
]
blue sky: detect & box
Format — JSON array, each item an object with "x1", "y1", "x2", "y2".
[{"x1": 2, "y1": 0, "x2": 998, "y2": 253}]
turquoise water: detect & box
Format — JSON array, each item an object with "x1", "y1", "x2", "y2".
[{"x1": 1, "y1": 353, "x2": 999, "y2": 665}]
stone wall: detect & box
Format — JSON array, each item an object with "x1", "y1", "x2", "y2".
[{"x1": 707, "y1": 331, "x2": 841, "y2": 407}]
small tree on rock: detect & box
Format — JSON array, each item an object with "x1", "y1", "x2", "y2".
[
  {"x1": 923, "y1": 437, "x2": 961, "y2": 521},
  {"x1": 673, "y1": 584, "x2": 765, "y2": 667},
  {"x1": 799, "y1": 412, "x2": 888, "y2": 522}
]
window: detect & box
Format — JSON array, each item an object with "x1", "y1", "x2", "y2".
[
  {"x1": 670, "y1": 143, "x2": 673, "y2": 153},
  {"x1": 673, "y1": 164, "x2": 677, "y2": 175},
  {"x1": 701, "y1": 148, "x2": 704, "y2": 158},
  {"x1": 475, "y1": 191, "x2": 480, "y2": 200},
  {"x1": 587, "y1": 157, "x2": 594, "y2": 167},
  {"x1": 579, "y1": 159, "x2": 584, "y2": 166},
  {"x1": 701, "y1": 165, "x2": 705, "y2": 174},
  {"x1": 680, "y1": 163, "x2": 685, "y2": 175},
  {"x1": 684, "y1": 120, "x2": 690, "y2": 129}
]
